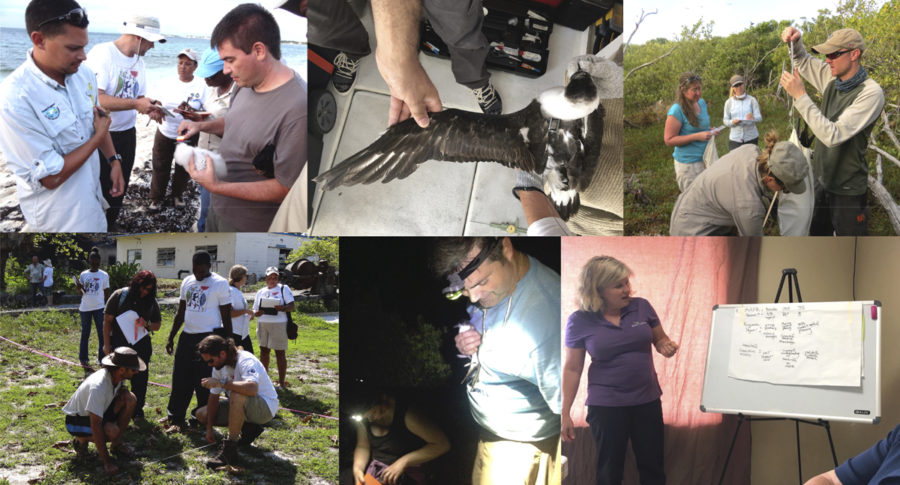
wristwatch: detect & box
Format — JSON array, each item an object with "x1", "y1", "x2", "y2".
[{"x1": 107, "y1": 154, "x2": 122, "y2": 166}]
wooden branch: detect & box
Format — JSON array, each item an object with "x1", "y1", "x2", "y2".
[
  {"x1": 868, "y1": 176, "x2": 900, "y2": 234},
  {"x1": 870, "y1": 145, "x2": 900, "y2": 170},
  {"x1": 881, "y1": 111, "x2": 900, "y2": 151},
  {"x1": 625, "y1": 9, "x2": 659, "y2": 52},
  {"x1": 624, "y1": 45, "x2": 678, "y2": 82},
  {"x1": 876, "y1": 153, "x2": 883, "y2": 184},
  {"x1": 748, "y1": 44, "x2": 781, "y2": 78}
]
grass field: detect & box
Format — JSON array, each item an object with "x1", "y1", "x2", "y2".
[
  {"x1": 0, "y1": 309, "x2": 338, "y2": 485},
  {"x1": 624, "y1": 94, "x2": 900, "y2": 235}
]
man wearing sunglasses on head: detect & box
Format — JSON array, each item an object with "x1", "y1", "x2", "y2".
[
  {"x1": 435, "y1": 237, "x2": 561, "y2": 485},
  {"x1": 0, "y1": 0, "x2": 124, "y2": 231},
  {"x1": 780, "y1": 27, "x2": 885, "y2": 236}
]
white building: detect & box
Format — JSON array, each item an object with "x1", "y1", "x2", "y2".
[{"x1": 115, "y1": 233, "x2": 307, "y2": 280}]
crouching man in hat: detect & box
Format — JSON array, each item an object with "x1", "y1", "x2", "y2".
[
  {"x1": 195, "y1": 334, "x2": 279, "y2": 469},
  {"x1": 62, "y1": 347, "x2": 145, "y2": 475}
]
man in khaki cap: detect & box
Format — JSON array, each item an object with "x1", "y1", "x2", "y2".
[
  {"x1": 670, "y1": 132, "x2": 809, "y2": 236},
  {"x1": 62, "y1": 347, "x2": 145, "y2": 475},
  {"x1": 780, "y1": 27, "x2": 885, "y2": 236}
]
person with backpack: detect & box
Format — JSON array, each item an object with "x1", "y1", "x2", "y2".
[{"x1": 102, "y1": 270, "x2": 161, "y2": 419}]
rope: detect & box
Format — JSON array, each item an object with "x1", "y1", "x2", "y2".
[{"x1": 0, "y1": 335, "x2": 338, "y2": 421}]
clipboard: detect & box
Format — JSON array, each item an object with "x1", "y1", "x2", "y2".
[{"x1": 115, "y1": 310, "x2": 148, "y2": 345}]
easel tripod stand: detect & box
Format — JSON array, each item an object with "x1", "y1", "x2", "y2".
[{"x1": 717, "y1": 269, "x2": 839, "y2": 485}]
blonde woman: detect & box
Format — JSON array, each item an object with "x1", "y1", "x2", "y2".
[
  {"x1": 723, "y1": 75, "x2": 762, "y2": 151},
  {"x1": 228, "y1": 265, "x2": 256, "y2": 354},
  {"x1": 562, "y1": 256, "x2": 678, "y2": 485},
  {"x1": 670, "y1": 131, "x2": 808, "y2": 236},
  {"x1": 664, "y1": 72, "x2": 715, "y2": 191}
]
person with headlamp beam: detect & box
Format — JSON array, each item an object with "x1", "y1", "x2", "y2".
[{"x1": 435, "y1": 237, "x2": 561, "y2": 484}]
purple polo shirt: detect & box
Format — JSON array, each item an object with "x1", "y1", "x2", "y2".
[{"x1": 565, "y1": 297, "x2": 662, "y2": 407}]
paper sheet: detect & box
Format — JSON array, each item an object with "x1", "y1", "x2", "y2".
[
  {"x1": 727, "y1": 302, "x2": 862, "y2": 386},
  {"x1": 115, "y1": 310, "x2": 148, "y2": 345},
  {"x1": 259, "y1": 297, "x2": 281, "y2": 308}
]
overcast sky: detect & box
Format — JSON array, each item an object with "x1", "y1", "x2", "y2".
[
  {"x1": 625, "y1": 0, "x2": 888, "y2": 45},
  {"x1": 0, "y1": 0, "x2": 307, "y2": 42}
]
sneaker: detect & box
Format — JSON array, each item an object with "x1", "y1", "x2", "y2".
[
  {"x1": 173, "y1": 196, "x2": 185, "y2": 209},
  {"x1": 206, "y1": 439, "x2": 239, "y2": 469},
  {"x1": 238, "y1": 422, "x2": 265, "y2": 446},
  {"x1": 472, "y1": 81, "x2": 502, "y2": 115},
  {"x1": 148, "y1": 200, "x2": 161, "y2": 211},
  {"x1": 332, "y1": 52, "x2": 360, "y2": 94}
]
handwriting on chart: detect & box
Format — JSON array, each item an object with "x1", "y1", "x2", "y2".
[
  {"x1": 727, "y1": 304, "x2": 861, "y2": 387},
  {"x1": 736, "y1": 309, "x2": 821, "y2": 368}
]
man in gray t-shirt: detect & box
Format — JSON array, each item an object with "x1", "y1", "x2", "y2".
[{"x1": 178, "y1": 4, "x2": 306, "y2": 232}]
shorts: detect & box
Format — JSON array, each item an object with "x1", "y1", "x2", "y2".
[
  {"x1": 64, "y1": 400, "x2": 118, "y2": 437},
  {"x1": 257, "y1": 321, "x2": 288, "y2": 350},
  {"x1": 209, "y1": 394, "x2": 275, "y2": 425}
]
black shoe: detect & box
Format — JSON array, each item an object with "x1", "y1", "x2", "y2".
[
  {"x1": 238, "y1": 422, "x2": 265, "y2": 446},
  {"x1": 206, "y1": 439, "x2": 239, "y2": 469},
  {"x1": 472, "y1": 82, "x2": 502, "y2": 115},
  {"x1": 332, "y1": 52, "x2": 360, "y2": 94}
]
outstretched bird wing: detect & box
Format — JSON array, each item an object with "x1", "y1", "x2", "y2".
[{"x1": 313, "y1": 102, "x2": 544, "y2": 191}]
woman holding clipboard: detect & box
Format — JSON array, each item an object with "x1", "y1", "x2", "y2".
[{"x1": 102, "y1": 271, "x2": 162, "y2": 420}]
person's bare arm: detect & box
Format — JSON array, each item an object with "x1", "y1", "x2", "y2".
[
  {"x1": 651, "y1": 324, "x2": 679, "y2": 357},
  {"x1": 804, "y1": 470, "x2": 842, "y2": 485},
  {"x1": 664, "y1": 115, "x2": 710, "y2": 147},
  {"x1": 561, "y1": 346, "x2": 586, "y2": 442},
  {"x1": 371, "y1": 0, "x2": 442, "y2": 127},
  {"x1": 353, "y1": 424, "x2": 371, "y2": 484},
  {"x1": 380, "y1": 407, "x2": 450, "y2": 484},
  {"x1": 177, "y1": 118, "x2": 226, "y2": 139},
  {"x1": 187, "y1": 158, "x2": 291, "y2": 203},
  {"x1": 102, "y1": 313, "x2": 114, "y2": 355}
]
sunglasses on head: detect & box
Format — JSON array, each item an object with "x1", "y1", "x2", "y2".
[
  {"x1": 688, "y1": 75, "x2": 702, "y2": 83},
  {"x1": 37, "y1": 7, "x2": 88, "y2": 29},
  {"x1": 825, "y1": 50, "x2": 852, "y2": 60}
]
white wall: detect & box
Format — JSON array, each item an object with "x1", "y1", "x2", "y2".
[
  {"x1": 234, "y1": 233, "x2": 308, "y2": 279},
  {"x1": 115, "y1": 233, "x2": 236, "y2": 279}
]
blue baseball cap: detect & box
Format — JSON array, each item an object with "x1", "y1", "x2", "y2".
[{"x1": 194, "y1": 48, "x2": 224, "y2": 78}]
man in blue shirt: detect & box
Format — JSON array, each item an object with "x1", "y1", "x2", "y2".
[
  {"x1": 436, "y1": 237, "x2": 561, "y2": 485},
  {"x1": 804, "y1": 423, "x2": 900, "y2": 484}
]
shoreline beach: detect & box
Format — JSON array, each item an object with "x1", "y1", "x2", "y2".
[{"x1": 0, "y1": 114, "x2": 202, "y2": 232}]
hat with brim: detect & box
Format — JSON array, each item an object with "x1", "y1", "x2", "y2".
[
  {"x1": 265, "y1": 266, "x2": 280, "y2": 276},
  {"x1": 101, "y1": 347, "x2": 147, "y2": 371},
  {"x1": 178, "y1": 48, "x2": 200, "y2": 63},
  {"x1": 811, "y1": 28, "x2": 864, "y2": 55},
  {"x1": 194, "y1": 48, "x2": 225, "y2": 79},
  {"x1": 769, "y1": 142, "x2": 808, "y2": 194},
  {"x1": 43, "y1": 259, "x2": 52, "y2": 267},
  {"x1": 729, "y1": 75, "x2": 744, "y2": 87},
  {"x1": 121, "y1": 15, "x2": 166, "y2": 43}
]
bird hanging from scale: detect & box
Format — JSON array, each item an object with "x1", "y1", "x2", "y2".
[{"x1": 312, "y1": 65, "x2": 604, "y2": 219}]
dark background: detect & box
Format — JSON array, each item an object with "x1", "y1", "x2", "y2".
[{"x1": 338, "y1": 237, "x2": 560, "y2": 484}]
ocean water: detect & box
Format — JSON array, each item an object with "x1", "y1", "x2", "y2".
[{"x1": 0, "y1": 27, "x2": 307, "y2": 85}]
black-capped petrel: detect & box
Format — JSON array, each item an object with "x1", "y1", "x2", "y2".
[{"x1": 312, "y1": 68, "x2": 603, "y2": 219}]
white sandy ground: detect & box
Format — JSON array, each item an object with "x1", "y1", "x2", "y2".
[{"x1": 0, "y1": 113, "x2": 202, "y2": 232}]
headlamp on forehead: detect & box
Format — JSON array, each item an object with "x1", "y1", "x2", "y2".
[{"x1": 442, "y1": 238, "x2": 500, "y2": 300}]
